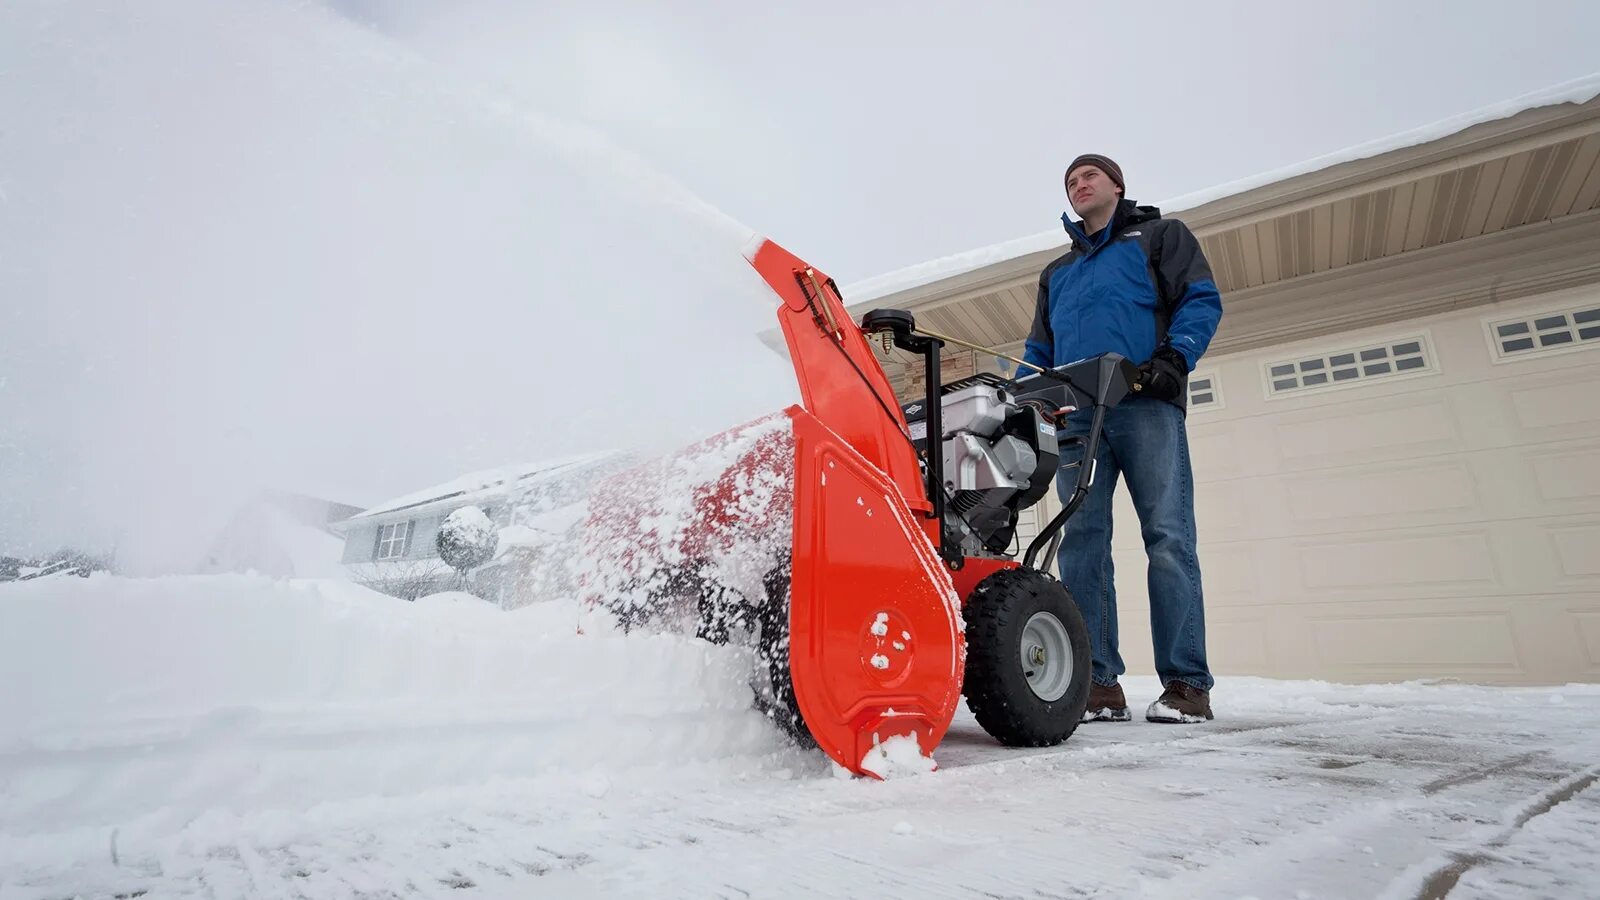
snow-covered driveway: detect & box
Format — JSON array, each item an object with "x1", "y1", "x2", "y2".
[
  {"x1": 485, "y1": 683, "x2": 1600, "y2": 900},
  {"x1": 3, "y1": 578, "x2": 1597, "y2": 899}
]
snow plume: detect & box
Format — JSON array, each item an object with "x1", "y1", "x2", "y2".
[
  {"x1": 573, "y1": 413, "x2": 794, "y2": 638},
  {"x1": 0, "y1": 0, "x2": 799, "y2": 573}
]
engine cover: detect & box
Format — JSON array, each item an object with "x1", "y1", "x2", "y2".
[{"x1": 902, "y1": 374, "x2": 1060, "y2": 556}]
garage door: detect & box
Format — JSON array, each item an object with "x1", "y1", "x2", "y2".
[{"x1": 1014, "y1": 288, "x2": 1600, "y2": 685}]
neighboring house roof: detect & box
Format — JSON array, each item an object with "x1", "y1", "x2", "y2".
[{"x1": 341, "y1": 451, "x2": 624, "y2": 527}]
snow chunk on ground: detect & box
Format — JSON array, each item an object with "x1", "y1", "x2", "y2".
[{"x1": 858, "y1": 735, "x2": 937, "y2": 780}]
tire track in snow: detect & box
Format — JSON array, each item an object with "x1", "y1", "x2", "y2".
[
  {"x1": 1419, "y1": 750, "x2": 1547, "y2": 796},
  {"x1": 1406, "y1": 765, "x2": 1600, "y2": 900}
]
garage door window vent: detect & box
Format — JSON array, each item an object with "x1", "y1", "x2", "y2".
[
  {"x1": 1489, "y1": 304, "x2": 1600, "y2": 359},
  {"x1": 1188, "y1": 371, "x2": 1223, "y2": 410},
  {"x1": 1265, "y1": 336, "x2": 1433, "y2": 396}
]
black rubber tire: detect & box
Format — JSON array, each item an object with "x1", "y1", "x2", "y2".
[
  {"x1": 962, "y1": 567, "x2": 1092, "y2": 747},
  {"x1": 754, "y1": 562, "x2": 816, "y2": 749}
]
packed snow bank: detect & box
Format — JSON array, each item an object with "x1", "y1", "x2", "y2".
[{"x1": 0, "y1": 575, "x2": 798, "y2": 832}]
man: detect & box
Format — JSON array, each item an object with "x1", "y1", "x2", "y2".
[{"x1": 1022, "y1": 154, "x2": 1223, "y2": 724}]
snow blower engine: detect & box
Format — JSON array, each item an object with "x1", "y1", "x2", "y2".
[{"x1": 861, "y1": 306, "x2": 1137, "y2": 574}]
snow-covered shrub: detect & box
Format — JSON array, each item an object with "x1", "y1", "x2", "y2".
[{"x1": 436, "y1": 506, "x2": 499, "y2": 580}]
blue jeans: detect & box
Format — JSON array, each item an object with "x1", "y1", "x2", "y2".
[{"x1": 1054, "y1": 396, "x2": 1213, "y2": 691}]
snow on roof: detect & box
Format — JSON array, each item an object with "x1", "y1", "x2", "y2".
[
  {"x1": 352, "y1": 451, "x2": 619, "y2": 520},
  {"x1": 842, "y1": 72, "x2": 1600, "y2": 305}
]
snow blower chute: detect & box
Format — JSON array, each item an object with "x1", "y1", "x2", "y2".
[{"x1": 581, "y1": 238, "x2": 1139, "y2": 777}]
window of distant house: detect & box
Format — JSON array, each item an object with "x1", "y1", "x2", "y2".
[
  {"x1": 1488, "y1": 303, "x2": 1600, "y2": 360},
  {"x1": 376, "y1": 521, "x2": 411, "y2": 560}
]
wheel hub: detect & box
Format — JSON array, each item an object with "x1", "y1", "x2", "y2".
[{"x1": 1019, "y1": 611, "x2": 1073, "y2": 702}]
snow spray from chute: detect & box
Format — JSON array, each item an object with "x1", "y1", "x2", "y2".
[{"x1": 0, "y1": 0, "x2": 795, "y2": 573}]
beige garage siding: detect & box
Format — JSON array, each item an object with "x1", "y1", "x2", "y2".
[{"x1": 1014, "y1": 286, "x2": 1600, "y2": 685}]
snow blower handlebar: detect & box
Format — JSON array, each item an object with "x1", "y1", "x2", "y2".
[
  {"x1": 857, "y1": 308, "x2": 958, "y2": 563},
  {"x1": 860, "y1": 310, "x2": 1139, "y2": 572},
  {"x1": 889, "y1": 324, "x2": 1073, "y2": 395}
]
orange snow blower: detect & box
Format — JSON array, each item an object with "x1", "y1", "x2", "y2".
[{"x1": 581, "y1": 238, "x2": 1138, "y2": 777}]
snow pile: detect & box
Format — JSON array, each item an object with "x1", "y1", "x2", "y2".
[
  {"x1": 858, "y1": 734, "x2": 937, "y2": 780},
  {"x1": 0, "y1": 574, "x2": 798, "y2": 834}
]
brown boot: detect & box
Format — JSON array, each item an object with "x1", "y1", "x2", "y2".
[
  {"x1": 1145, "y1": 681, "x2": 1213, "y2": 723},
  {"x1": 1082, "y1": 681, "x2": 1131, "y2": 722}
]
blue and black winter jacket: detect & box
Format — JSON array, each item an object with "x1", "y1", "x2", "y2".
[{"x1": 1022, "y1": 198, "x2": 1223, "y2": 409}]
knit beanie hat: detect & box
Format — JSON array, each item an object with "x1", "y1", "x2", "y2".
[{"x1": 1065, "y1": 154, "x2": 1125, "y2": 193}]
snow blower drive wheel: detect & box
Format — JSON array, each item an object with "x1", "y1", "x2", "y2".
[{"x1": 963, "y1": 567, "x2": 1092, "y2": 747}]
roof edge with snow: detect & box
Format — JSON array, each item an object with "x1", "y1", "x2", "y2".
[
  {"x1": 339, "y1": 451, "x2": 621, "y2": 527},
  {"x1": 840, "y1": 73, "x2": 1600, "y2": 307}
]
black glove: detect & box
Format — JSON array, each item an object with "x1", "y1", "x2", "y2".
[{"x1": 1135, "y1": 346, "x2": 1187, "y2": 401}]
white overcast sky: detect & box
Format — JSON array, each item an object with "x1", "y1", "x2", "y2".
[
  {"x1": 331, "y1": 0, "x2": 1600, "y2": 283},
  {"x1": 2, "y1": 1, "x2": 1597, "y2": 570}
]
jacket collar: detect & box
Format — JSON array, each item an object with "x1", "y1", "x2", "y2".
[{"x1": 1061, "y1": 198, "x2": 1162, "y2": 253}]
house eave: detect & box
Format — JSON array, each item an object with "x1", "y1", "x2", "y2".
[{"x1": 754, "y1": 85, "x2": 1600, "y2": 370}]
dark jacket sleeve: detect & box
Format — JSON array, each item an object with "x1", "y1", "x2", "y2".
[
  {"x1": 1154, "y1": 220, "x2": 1223, "y2": 371},
  {"x1": 1022, "y1": 267, "x2": 1055, "y2": 373}
]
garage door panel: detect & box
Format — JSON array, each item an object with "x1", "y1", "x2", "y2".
[
  {"x1": 1110, "y1": 490, "x2": 1141, "y2": 552},
  {"x1": 1307, "y1": 609, "x2": 1521, "y2": 673},
  {"x1": 1205, "y1": 610, "x2": 1273, "y2": 671},
  {"x1": 1195, "y1": 480, "x2": 1259, "y2": 536},
  {"x1": 1285, "y1": 458, "x2": 1480, "y2": 524},
  {"x1": 1062, "y1": 296, "x2": 1600, "y2": 684},
  {"x1": 1296, "y1": 530, "x2": 1498, "y2": 590},
  {"x1": 1088, "y1": 543, "x2": 1268, "y2": 609},
  {"x1": 1530, "y1": 443, "x2": 1600, "y2": 503},
  {"x1": 1189, "y1": 428, "x2": 1249, "y2": 480},
  {"x1": 1547, "y1": 523, "x2": 1600, "y2": 579},
  {"x1": 1271, "y1": 395, "x2": 1461, "y2": 468},
  {"x1": 1506, "y1": 370, "x2": 1600, "y2": 433},
  {"x1": 1576, "y1": 610, "x2": 1600, "y2": 672},
  {"x1": 1197, "y1": 544, "x2": 1262, "y2": 607},
  {"x1": 1108, "y1": 548, "x2": 1146, "y2": 593},
  {"x1": 1192, "y1": 443, "x2": 1600, "y2": 543},
  {"x1": 1087, "y1": 590, "x2": 1598, "y2": 684}
]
